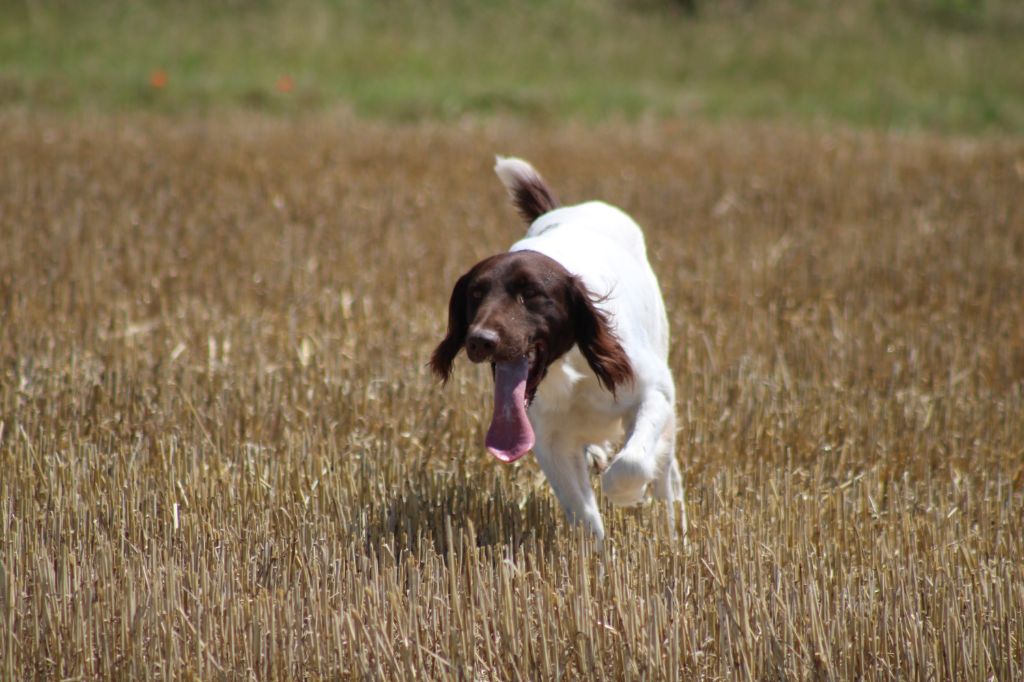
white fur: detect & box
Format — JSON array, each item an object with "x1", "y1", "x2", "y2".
[
  {"x1": 494, "y1": 156, "x2": 544, "y2": 201},
  {"x1": 497, "y1": 158, "x2": 686, "y2": 542}
]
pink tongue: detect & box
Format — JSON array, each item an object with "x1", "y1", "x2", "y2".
[{"x1": 485, "y1": 358, "x2": 535, "y2": 462}]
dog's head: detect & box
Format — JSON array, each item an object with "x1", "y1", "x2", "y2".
[{"x1": 430, "y1": 249, "x2": 633, "y2": 461}]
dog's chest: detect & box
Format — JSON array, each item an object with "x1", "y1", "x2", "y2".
[{"x1": 529, "y1": 350, "x2": 626, "y2": 440}]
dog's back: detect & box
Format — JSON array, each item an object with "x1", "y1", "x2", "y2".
[{"x1": 495, "y1": 156, "x2": 649, "y2": 262}]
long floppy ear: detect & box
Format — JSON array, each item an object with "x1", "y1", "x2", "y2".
[
  {"x1": 569, "y1": 278, "x2": 634, "y2": 395},
  {"x1": 429, "y1": 271, "x2": 472, "y2": 383}
]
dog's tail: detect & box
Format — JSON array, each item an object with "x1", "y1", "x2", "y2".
[{"x1": 494, "y1": 156, "x2": 560, "y2": 225}]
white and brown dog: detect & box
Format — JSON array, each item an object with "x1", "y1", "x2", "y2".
[{"x1": 431, "y1": 158, "x2": 684, "y2": 541}]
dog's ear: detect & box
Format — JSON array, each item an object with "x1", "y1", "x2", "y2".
[
  {"x1": 430, "y1": 271, "x2": 472, "y2": 383},
  {"x1": 568, "y1": 278, "x2": 634, "y2": 395}
]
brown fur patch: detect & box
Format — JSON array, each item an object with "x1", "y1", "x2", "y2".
[{"x1": 510, "y1": 175, "x2": 559, "y2": 224}]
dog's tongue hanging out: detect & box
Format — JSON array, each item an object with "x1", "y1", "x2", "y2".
[{"x1": 485, "y1": 358, "x2": 535, "y2": 462}]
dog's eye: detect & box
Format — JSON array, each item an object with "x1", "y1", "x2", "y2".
[
  {"x1": 517, "y1": 288, "x2": 541, "y2": 305},
  {"x1": 469, "y1": 287, "x2": 485, "y2": 301}
]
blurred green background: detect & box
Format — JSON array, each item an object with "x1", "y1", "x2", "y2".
[{"x1": 1, "y1": 0, "x2": 1022, "y2": 133}]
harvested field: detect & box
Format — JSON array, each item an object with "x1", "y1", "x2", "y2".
[{"x1": 1, "y1": 113, "x2": 1022, "y2": 679}]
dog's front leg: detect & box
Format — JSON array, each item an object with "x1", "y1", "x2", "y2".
[
  {"x1": 532, "y1": 432, "x2": 605, "y2": 542},
  {"x1": 602, "y1": 385, "x2": 673, "y2": 506}
]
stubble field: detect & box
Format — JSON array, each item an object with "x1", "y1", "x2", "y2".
[{"x1": 1, "y1": 113, "x2": 1022, "y2": 679}]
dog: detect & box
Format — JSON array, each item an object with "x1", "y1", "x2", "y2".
[{"x1": 430, "y1": 157, "x2": 684, "y2": 542}]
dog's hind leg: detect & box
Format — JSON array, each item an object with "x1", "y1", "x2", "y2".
[{"x1": 652, "y1": 414, "x2": 686, "y2": 542}]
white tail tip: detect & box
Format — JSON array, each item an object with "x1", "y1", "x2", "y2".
[
  {"x1": 493, "y1": 156, "x2": 559, "y2": 223},
  {"x1": 494, "y1": 156, "x2": 541, "y2": 193}
]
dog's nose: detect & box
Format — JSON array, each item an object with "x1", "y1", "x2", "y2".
[{"x1": 466, "y1": 328, "x2": 499, "y2": 362}]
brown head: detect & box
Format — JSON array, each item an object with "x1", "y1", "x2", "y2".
[{"x1": 429, "y1": 249, "x2": 634, "y2": 405}]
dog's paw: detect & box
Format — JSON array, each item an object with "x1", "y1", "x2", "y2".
[
  {"x1": 601, "y1": 452, "x2": 654, "y2": 506},
  {"x1": 584, "y1": 444, "x2": 610, "y2": 474}
]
